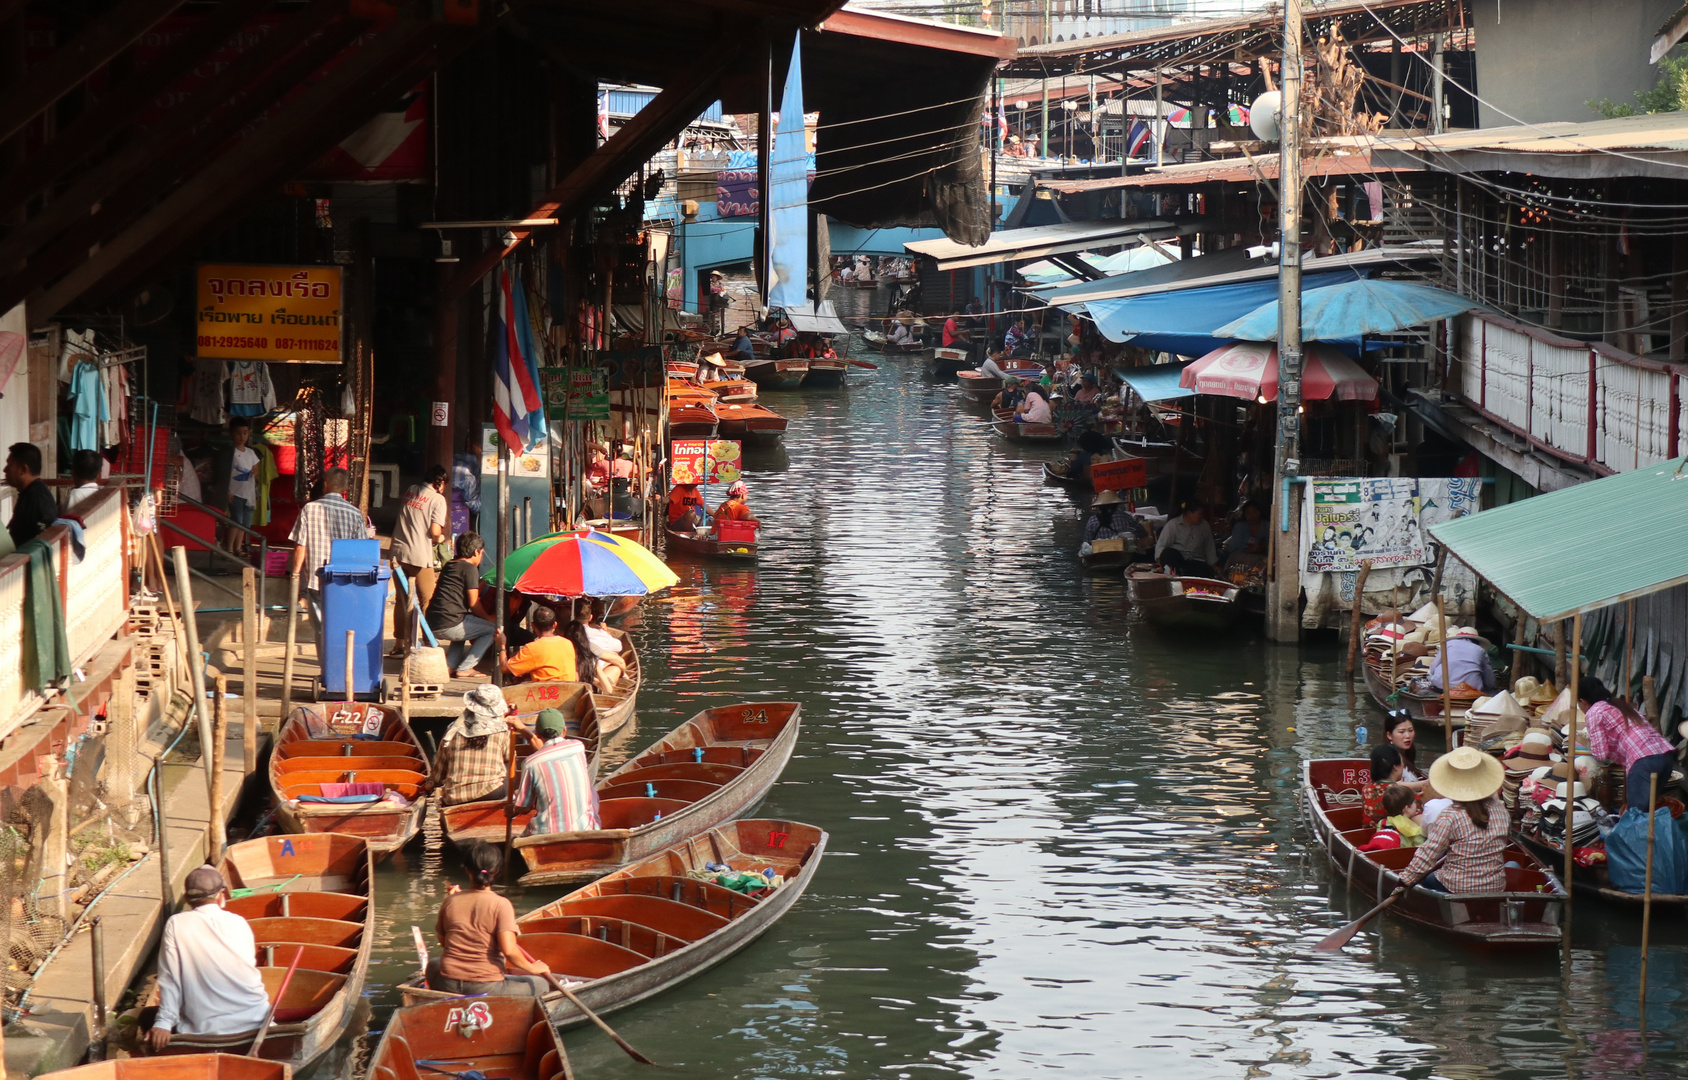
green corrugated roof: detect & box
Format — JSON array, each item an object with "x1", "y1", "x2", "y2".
[{"x1": 1428, "y1": 457, "x2": 1688, "y2": 622}]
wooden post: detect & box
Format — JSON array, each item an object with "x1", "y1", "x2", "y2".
[
  {"x1": 242, "y1": 567, "x2": 259, "y2": 772},
  {"x1": 171, "y1": 545, "x2": 218, "y2": 800},
  {"x1": 1641, "y1": 771, "x2": 1659, "y2": 1011},
  {"x1": 281, "y1": 572, "x2": 301, "y2": 723},
  {"x1": 1513, "y1": 612, "x2": 1530, "y2": 682},
  {"x1": 1435, "y1": 595, "x2": 1454, "y2": 747},
  {"x1": 1267, "y1": 0, "x2": 1305, "y2": 646},
  {"x1": 344, "y1": 629, "x2": 356, "y2": 705},
  {"x1": 209, "y1": 674, "x2": 227, "y2": 864},
  {"x1": 1563, "y1": 612, "x2": 1582, "y2": 958},
  {"x1": 1346, "y1": 559, "x2": 1373, "y2": 676},
  {"x1": 1428, "y1": 546, "x2": 1447, "y2": 601}
]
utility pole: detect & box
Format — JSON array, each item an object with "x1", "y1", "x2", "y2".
[
  {"x1": 1040, "y1": 0, "x2": 1051, "y2": 157},
  {"x1": 1268, "y1": 0, "x2": 1304, "y2": 643}
]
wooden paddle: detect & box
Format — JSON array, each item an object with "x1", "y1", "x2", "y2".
[
  {"x1": 544, "y1": 974, "x2": 656, "y2": 1065},
  {"x1": 248, "y1": 946, "x2": 305, "y2": 1057},
  {"x1": 843, "y1": 358, "x2": 878, "y2": 369},
  {"x1": 1313, "y1": 887, "x2": 1407, "y2": 954},
  {"x1": 501, "y1": 731, "x2": 520, "y2": 882}
]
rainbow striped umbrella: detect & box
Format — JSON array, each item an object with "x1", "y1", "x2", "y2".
[{"x1": 486, "y1": 529, "x2": 679, "y2": 597}]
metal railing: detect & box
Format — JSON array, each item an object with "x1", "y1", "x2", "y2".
[{"x1": 155, "y1": 492, "x2": 270, "y2": 605}]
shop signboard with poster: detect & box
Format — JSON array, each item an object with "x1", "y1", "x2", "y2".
[
  {"x1": 1088, "y1": 456, "x2": 1147, "y2": 493},
  {"x1": 479, "y1": 423, "x2": 552, "y2": 551},
  {"x1": 196, "y1": 263, "x2": 344, "y2": 363},
  {"x1": 669, "y1": 439, "x2": 742, "y2": 487}
]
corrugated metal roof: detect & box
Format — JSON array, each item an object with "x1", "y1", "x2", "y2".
[
  {"x1": 904, "y1": 219, "x2": 1184, "y2": 270},
  {"x1": 1428, "y1": 457, "x2": 1688, "y2": 621},
  {"x1": 1036, "y1": 243, "x2": 1441, "y2": 306},
  {"x1": 1039, "y1": 152, "x2": 1410, "y2": 194},
  {"x1": 1372, "y1": 112, "x2": 1688, "y2": 179}
]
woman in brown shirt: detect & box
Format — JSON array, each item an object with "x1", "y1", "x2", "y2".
[{"x1": 426, "y1": 842, "x2": 551, "y2": 996}]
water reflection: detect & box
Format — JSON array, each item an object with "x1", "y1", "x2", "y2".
[{"x1": 337, "y1": 295, "x2": 1688, "y2": 1079}]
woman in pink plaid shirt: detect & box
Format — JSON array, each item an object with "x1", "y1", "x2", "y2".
[{"x1": 1579, "y1": 677, "x2": 1675, "y2": 810}]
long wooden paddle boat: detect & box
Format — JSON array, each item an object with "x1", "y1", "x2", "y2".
[
  {"x1": 1127, "y1": 570, "x2": 1243, "y2": 631},
  {"x1": 1042, "y1": 462, "x2": 1089, "y2": 488},
  {"x1": 666, "y1": 523, "x2": 757, "y2": 560},
  {"x1": 161, "y1": 834, "x2": 374, "y2": 1067},
  {"x1": 368, "y1": 998, "x2": 568, "y2": 1080},
  {"x1": 1360, "y1": 658, "x2": 1449, "y2": 722},
  {"x1": 512, "y1": 701, "x2": 800, "y2": 885},
  {"x1": 269, "y1": 702, "x2": 428, "y2": 857},
  {"x1": 715, "y1": 402, "x2": 790, "y2": 446},
  {"x1": 1512, "y1": 823, "x2": 1688, "y2": 911},
  {"x1": 49, "y1": 1057, "x2": 290, "y2": 1080},
  {"x1": 927, "y1": 346, "x2": 972, "y2": 379},
  {"x1": 743, "y1": 357, "x2": 808, "y2": 389},
  {"x1": 400, "y1": 819, "x2": 827, "y2": 1026},
  {"x1": 801, "y1": 357, "x2": 848, "y2": 387},
  {"x1": 1302, "y1": 758, "x2": 1565, "y2": 948},
  {"x1": 957, "y1": 359, "x2": 1043, "y2": 403},
  {"x1": 990, "y1": 407, "x2": 1065, "y2": 445},
  {"x1": 439, "y1": 682, "x2": 601, "y2": 847}
]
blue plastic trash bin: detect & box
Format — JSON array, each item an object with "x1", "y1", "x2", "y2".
[{"x1": 318, "y1": 538, "x2": 390, "y2": 700}]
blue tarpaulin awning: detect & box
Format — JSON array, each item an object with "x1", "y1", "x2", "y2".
[
  {"x1": 1082, "y1": 272, "x2": 1356, "y2": 353},
  {"x1": 1213, "y1": 279, "x2": 1483, "y2": 340},
  {"x1": 1115, "y1": 363, "x2": 1195, "y2": 401}
]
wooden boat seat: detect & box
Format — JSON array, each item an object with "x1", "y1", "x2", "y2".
[
  {"x1": 258, "y1": 966, "x2": 345, "y2": 1022},
  {"x1": 596, "y1": 797, "x2": 692, "y2": 830},
  {"x1": 639, "y1": 746, "x2": 761, "y2": 769},
  {"x1": 706, "y1": 705, "x2": 798, "y2": 741},
  {"x1": 1324, "y1": 806, "x2": 1367, "y2": 831},
  {"x1": 280, "y1": 772, "x2": 425, "y2": 800},
  {"x1": 374, "y1": 1032, "x2": 423, "y2": 1080},
  {"x1": 277, "y1": 740, "x2": 416, "y2": 759},
  {"x1": 595, "y1": 875, "x2": 760, "y2": 919},
  {"x1": 516, "y1": 914, "x2": 687, "y2": 959},
  {"x1": 259, "y1": 943, "x2": 357, "y2": 974},
  {"x1": 276, "y1": 756, "x2": 423, "y2": 775},
  {"x1": 516, "y1": 933, "x2": 647, "y2": 979},
  {"x1": 249, "y1": 916, "x2": 363, "y2": 949},
  {"x1": 551, "y1": 894, "x2": 728, "y2": 942},
  {"x1": 612, "y1": 763, "x2": 744, "y2": 787},
  {"x1": 597, "y1": 779, "x2": 723, "y2": 805},
  {"x1": 228, "y1": 891, "x2": 368, "y2": 922},
  {"x1": 442, "y1": 801, "x2": 537, "y2": 834}
]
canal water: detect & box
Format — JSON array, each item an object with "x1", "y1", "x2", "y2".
[{"x1": 354, "y1": 290, "x2": 1688, "y2": 1079}]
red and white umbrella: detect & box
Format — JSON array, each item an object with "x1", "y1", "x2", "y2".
[{"x1": 1178, "y1": 341, "x2": 1378, "y2": 403}]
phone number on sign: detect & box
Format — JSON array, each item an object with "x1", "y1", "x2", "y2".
[{"x1": 196, "y1": 335, "x2": 338, "y2": 351}]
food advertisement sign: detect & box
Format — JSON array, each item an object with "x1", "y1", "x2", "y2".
[
  {"x1": 196, "y1": 263, "x2": 343, "y2": 363},
  {"x1": 670, "y1": 439, "x2": 741, "y2": 486},
  {"x1": 481, "y1": 426, "x2": 548, "y2": 479}
]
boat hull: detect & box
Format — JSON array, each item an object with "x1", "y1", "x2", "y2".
[
  {"x1": 1127, "y1": 572, "x2": 1243, "y2": 631},
  {"x1": 1514, "y1": 828, "x2": 1688, "y2": 910},
  {"x1": 268, "y1": 703, "x2": 429, "y2": 857},
  {"x1": 667, "y1": 526, "x2": 757, "y2": 560},
  {"x1": 1361, "y1": 660, "x2": 1447, "y2": 722},
  {"x1": 744, "y1": 359, "x2": 808, "y2": 389},
  {"x1": 1303, "y1": 759, "x2": 1565, "y2": 948},
  {"x1": 801, "y1": 360, "x2": 847, "y2": 387},
  {"x1": 927, "y1": 347, "x2": 973, "y2": 378},
  {"x1": 369, "y1": 998, "x2": 560, "y2": 1080}
]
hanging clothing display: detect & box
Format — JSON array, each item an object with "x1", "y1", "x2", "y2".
[
  {"x1": 189, "y1": 357, "x2": 229, "y2": 426},
  {"x1": 250, "y1": 442, "x2": 279, "y2": 527},
  {"x1": 228, "y1": 361, "x2": 277, "y2": 418},
  {"x1": 66, "y1": 360, "x2": 108, "y2": 452},
  {"x1": 293, "y1": 387, "x2": 326, "y2": 502},
  {"x1": 102, "y1": 363, "x2": 128, "y2": 447}
]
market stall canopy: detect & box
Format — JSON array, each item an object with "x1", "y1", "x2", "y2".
[
  {"x1": 1034, "y1": 244, "x2": 1440, "y2": 307},
  {"x1": 1428, "y1": 457, "x2": 1688, "y2": 622},
  {"x1": 905, "y1": 219, "x2": 1184, "y2": 271},
  {"x1": 1019, "y1": 245, "x2": 1180, "y2": 284},
  {"x1": 1180, "y1": 342, "x2": 1379, "y2": 403},
  {"x1": 1116, "y1": 362, "x2": 1195, "y2": 402},
  {"x1": 1213, "y1": 279, "x2": 1482, "y2": 341},
  {"x1": 1081, "y1": 272, "x2": 1357, "y2": 353},
  {"x1": 780, "y1": 300, "x2": 849, "y2": 335}
]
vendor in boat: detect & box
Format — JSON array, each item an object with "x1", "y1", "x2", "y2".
[
  {"x1": 498, "y1": 605, "x2": 576, "y2": 683},
  {"x1": 942, "y1": 311, "x2": 973, "y2": 354},
  {"x1": 668, "y1": 482, "x2": 706, "y2": 531},
  {"x1": 144, "y1": 865, "x2": 271, "y2": 1051},
  {"x1": 772, "y1": 317, "x2": 797, "y2": 347},
  {"x1": 428, "y1": 841, "x2": 551, "y2": 997},
  {"x1": 726, "y1": 325, "x2": 756, "y2": 365},
  {"x1": 1401, "y1": 624, "x2": 1496, "y2": 693},
  {"x1": 1003, "y1": 318, "x2": 1031, "y2": 357},
  {"x1": 711, "y1": 480, "x2": 756, "y2": 528},
  {"x1": 1398, "y1": 747, "x2": 1509, "y2": 894},
  {"x1": 1013, "y1": 385, "x2": 1052, "y2": 425},
  {"x1": 992, "y1": 377, "x2": 1028, "y2": 412},
  {"x1": 426, "y1": 685, "x2": 518, "y2": 806},
  {"x1": 888, "y1": 317, "x2": 917, "y2": 347},
  {"x1": 516, "y1": 708, "x2": 599, "y2": 836},
  {"x1": 1083, "y1": 491, "x2": 1147, "y2": 545},
  {"x1": 1073, "y1": 373, "x2": 1104, "y2": 405},
  {"x1": 1223, "y1": 501, "x2": 1268, "y2": 566},
  {"x1": 1153, "y1": 501, "x2": 1219, "y2": 577},
  {"x1": 1578, "y1": 676, "x2": 1676, "y2": 810}
]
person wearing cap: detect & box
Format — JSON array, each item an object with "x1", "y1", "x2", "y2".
[
  {"x1": 711, "y1": 480, "x2": 755, "y2": 526},
  {"x1": 1153, "y1": 501, "x2": 1219, "y2": 577},
  {"x1": 425, "y1": 685, "x2": 518, "y2": 806},
  {"x1": 888, "y1": 313, "x2": 917, "y2": 347},
  {"x1": 1578, "y1": 676, "x2": 1676, "y2": 810},
  {"x1": 1399, "y1": 747, "x2": 1510, "y2": 893},
  {"x1": 772, "y1": 318, "x2": 797, "y2": 346},
  {"x1": 991, "y1": 376, "x2": 1027, "y2": 413},
  {"x1": 515, "y1": 708, "x2": 600, "y2": 837},
  {"x1": 144, "y1": 865, "x2": 271, "y2": 1051},
  {"x1": 429, "y1": 841, "x2": 551, "y2": 997}
]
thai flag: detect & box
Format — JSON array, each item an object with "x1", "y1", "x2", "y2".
[
  {"x1": 493, "y1": 267, "x2": 545, "y2": 453},
  {"x1": 996, "y1": 101, "x2": 1009, "y2": 142},
  {"x1": 1127, "y1": 121, "x2": 1153, "y2": 159},
  {"x1": 598, "y1": 89, "x2": 610, "y2": 140}
]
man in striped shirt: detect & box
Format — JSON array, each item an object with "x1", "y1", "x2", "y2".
[{"x1": 516, "y1": 709, "x2": 599, "y2": 836}]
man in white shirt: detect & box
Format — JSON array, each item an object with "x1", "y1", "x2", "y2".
[
  {"x1": 67, "y1": 450, "x2": 104, "y2": 511},
  {"x1": 146, "y1": 866, "x2": 272, "y2": 1050},
  {"x1": 391, "y1": 466, "x2": 450, "y2": 652},
  {"x1": 1153, "y1": 501, "x2": 1220, "y2": 578}
]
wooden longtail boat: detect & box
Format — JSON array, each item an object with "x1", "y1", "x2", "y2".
[
  {"x1": 957, "y1": 360, "x2": 1043, "y2": 403},
  {"x1": 743, "y1": 358, "x2": 808, "y2": 389},
  {"x1": 665, "y1": 401, "x2": 718, "y2": 438},
  {"x1": 514, "y1": 702, "x2": 801, "y2": 885},
  {"x1": 50, "y1": 1056, "x2": 289, "y2": 1080},
  {"x1": 801, "y1": 358, "x2": 848, "y2": 388},
  {"x1": 577, "y1": 626, "x2": 640, "y2": 737},
  {"x1": 1513, "y1": 825, "x2": 1688, "y2": 910},
  {"x1": 989, "y1": 408, "x2": 1065, "y2": 445},
  {"x1": 163, "y1": 835, "x2": 373, "y2": 1068},
  {"x1": 270, "y1": 703, "x2": 428, "y2": 857},
  {"x1": 1360, "y1": 659, "x2": 1448, "y2": 722},
  {"x1": 1302, "y1": 758, "x2": 1566, "y2": 947},
  {"x1": 368, "y1": 998, "x2": 566, "y2": 1080},
  {"x1": 1042, "y1": 462, "x2": 1089, "y2": 488},
  {"x1": 665, "y1": 525, "x2": 757, "y2": 560},
  {"x1": 701, "y1": 378, "x2": 758, "y2": 403},
  {"x1": 715, "y1": 402, "x2": 790, "y2": 446},
  {"x1": 862, "y1": 330, "x2": 925, "y2": 354},
  {"x1": 1127, "y1": 571, "x2": 1243, "y2": 631},
  {"x1": 927, "y1": 347, "x2": 972, "y2": 379},
  {"x1": 400, "y1": 819, "x2": 827, "y2": 1026},
  {"x1": 439, "y1": 683, "x2": 601, "y2": 847},
  {"x1": 1080, "y1": 537, "x2": 1136, "y2": 574}
]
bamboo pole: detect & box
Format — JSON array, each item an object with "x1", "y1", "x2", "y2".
[
  {"x1": 344, "y1": 629, "x2": 355, "y2": 706},
  {"x1": 170, "y1": 546, "x2": 218, "y2": 800},
  {"x1": 1346, "y1": 559, "x2": 1373, "y2": 677},
  {"x1": 1563, "y1": 613, "x2": 1582, "y2": 960},
  {"x1": 280, "y1": 572, "x2": 301, "y2": 723},
  {"x1": 1436, "y1": 594, "x2": 1454, "y2": 747},
  {"x1": 1640, "y1": 772, "x2": 1659, "y2": 1012},
  {"x1": 241, "y1": 568, "x2": 259, "y2": 773},
  {"x1": 209, "y1": 674, "x2": 227, "y2": 864}
]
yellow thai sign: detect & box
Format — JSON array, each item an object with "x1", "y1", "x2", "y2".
[{"x1": 196, "y1": 263, "x2": 343, "y2": 363}]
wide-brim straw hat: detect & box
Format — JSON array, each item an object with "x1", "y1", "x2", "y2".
[
  {"x1": 1430, "y1": 746, "x2": 1505, "y2": 802},
  {"x1": 1093, "y1": 490, "x2": 1122, "y2": 507},
  {"x1": 1514, "y1": 676, "x2": 1540, "y2": 699}
]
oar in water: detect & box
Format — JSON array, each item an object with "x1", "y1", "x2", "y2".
[
  {"x1": 1313, "y1": 886, "x2": 1407, "y2": 954},
  {"x1": 843, "y1": 358, "x2": 878, "y2": 369},
  {"x1": 248, "y1": 946, "x2": 305, "y2": 1057},
  {"x1": 544, "y1": 973, "x2": 655, "y2": 1066},
  {"x1": 231, "y1": 873, "x2": 301, "y2": 899}
]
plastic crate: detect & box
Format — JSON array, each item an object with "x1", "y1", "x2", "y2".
[{"x1": 715, "y1": 520, "x2": 758, "y2": 543}]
